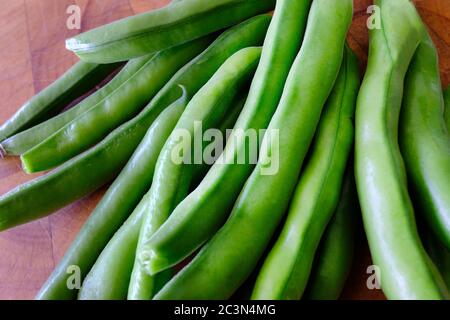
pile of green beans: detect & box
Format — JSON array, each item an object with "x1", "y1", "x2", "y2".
[
  {"x1": 36, "y1": 15, "x2": 270, "y2": 300},
  {"x1": 140, "y1": 0, "x2": 313, "y2": 276},
  {"x1": 1, "y1": 56, "x2": 153, "y2": 155},
  {"x1": 0, "y1": 0, "x2": 449, "y2": 301},
  {"x1": 355, "y1": 0, "x2": 448, "y2": 300}
]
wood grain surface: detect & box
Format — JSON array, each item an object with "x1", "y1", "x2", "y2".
[{"x1": 0, "y1": 0, "x2": 448, "y2": 300}]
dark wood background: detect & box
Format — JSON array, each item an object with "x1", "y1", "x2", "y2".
[{"x1": 0, "y1": 0, "x2": 448, "y2": 300}]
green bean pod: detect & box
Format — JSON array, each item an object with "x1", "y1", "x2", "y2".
[
  {"x1": 21, "y1": 38, "x2": 212, "y2": 173},
  {"x1": 0, "y1": 61, "x2": 118, "y2": 142},
  {"x1": 154, "y1": 0, "x2": 353, "y2": 300},
  {"x1": 400, "y1": 34, "x2": 450, "y2": 250},
  {"x1": 36, "y1": 15, "x2": 270, "y2": 300},
  {"x1": 66, "y1": 0, "x2": 275, "y2": 63},
  {"x1": 77, "y1": 95, "x2": 245, "y2": 301},
  {"x1": 140, "y1": 0, "x2": 313, "y2": 276},
  {"x1": 131, "y1": 48, "x2": 261, "y2": 300},
  {"x1": 1, "y1": 56, "x2": 153, "y2": 155},
  {"x1": 444, "y1": 85, "x2": 450, "y2": 133},
  {"x1": 252, "y1": 45, "x2": 359, "y2": 300},
  {"x1": 355, "y1": 0, "x2": 448, "y2": 300},
  {"x1": 0, "y1": 39, "x2": 210, "y2": 234},
  {"x1": 304, "y1": 170, "x2": 357, "y2": 300},
  {"x1": 78, "y1": 94, "x2": 187, "y2": 300}
]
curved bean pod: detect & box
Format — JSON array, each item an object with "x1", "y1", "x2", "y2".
[
  {"x1": 400, "y1": 34, "x2": 450, "y2": 250},
  {"x1": 0, "y1": 61, "x2": 118, "y2": 142},
  {"x1": 304, "y1": 170, "x2": 357, "y2": 300},
  {"x1": 355, "y1": 0, "x2": 448, "y2": 299},
  {"x1": 154, "y1": 0, "x2": 353, "y2": 300},
  {"x1": 1, "y1": 56, "x2": 153, "y2": 155},
  {"x1": 252, "y1": 45, "x2": 359, "y2": 300},
  {"x1": 21, "y1": 38, "x2": 212, "y2": 173},
  {"x1": 140, "y1": 0, "x2": 313, "y2": 276},
  {"x1": 66, "y1": 0, "x2": 275, "y2": 63},
  {"x1": 131, "y1": 48, "x2": 261, "y2": 300},
  {"x1": 36, "y1": 15, "x2": 270, "y2": 300},
  {"x1": 78, "y1": 93, "x2": 187, "y2": 300}
]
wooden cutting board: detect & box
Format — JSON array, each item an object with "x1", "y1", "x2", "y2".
[{"x1": 0, "y1": 0, "x2": 448, "y2": 300}]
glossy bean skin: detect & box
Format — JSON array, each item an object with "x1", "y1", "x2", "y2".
[
  {"x1": 400, "y1": 34, "x2": 450, "y2": 250},
  {"x1": 77, "y1": 95, "x2": 245, "y2": 301},
  {"x1": 140, "y1": 0, "x2": 313, "y2": 276},
  {"x1": 0, "y1": 61, "x2": 118, "y2": 142},
  {"x1": 154, "y1": 0, "x2": 353, "y2": 300},
  {"x1": 130, "y1": 48, "x2": 261, "y2": 300},
  {"x1": 355, "y1": 0, "x2": 448, "y2": 300},
  {"x1": 78, "y1": 95, "x2": 187, "y2": 300},
  {"x1": 252, "y1": 46, "x2": 359, "y2": 300},
  {"x1": 304, "y1": 170, "x2": 357, "y2": 300},
  {"x1": 36, "y1": 16, "x2": 270, "y2": 300},
  {"x1": 21, "y1": 38, "x2": 212, "y2": 173},
  {"x1": 66, "y1": 0, "x2": 275, "y2": 63},
  {"x1": 1, "y1": 56, "x2": 153, "y2": 155},
  {"x1": 444, "y1": 85, "x2": 450, "y2": 134}
]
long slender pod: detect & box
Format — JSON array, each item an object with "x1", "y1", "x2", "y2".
[
  {"x1": 0, "y1": 61, "x2": 118, "y2": 141},
  {"x1": 252, "y1": 45, "x2": 359, "y2": 300},
  {"x1": 400, "y1": 34, "x2": 450, "y2": 250},
  {"x1": 21, "y1": 38, "x2": 211, "y2": 173},
  {"x1": 1, "y1": 56, "x2": 153, "y2": 155},
  {"x1": 355, "y1": 0, "x2": 448, "y2": 299},
  {"x1": 36, "y1": 16, "x2": 269, "y2": 300},
  {"x1": 130, "y1": 48, "x2": 261, "y2": 300},
  {"x1": 140, "y1": 0, "x2": 313, "y2": 276},
  {"x1": 304, "y1": 170, "x2": 358, "y2": 300},
  {"x1": 154, "y1": 0, "x2": 353, "y2": 300},
  {"x1": 66, "y1": 0, "x2": 275, "y2": 63}
]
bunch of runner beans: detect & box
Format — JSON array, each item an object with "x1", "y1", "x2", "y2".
[{"x1": 0, "y1": 0, "x2": 448, "y2": 300}]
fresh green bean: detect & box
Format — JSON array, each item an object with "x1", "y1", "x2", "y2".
[
  {"x1": 21, "y1": 38, "x2": 212, "y2": 173},
  {"x1": 36, "y1": 15, "x2": 270, "y2": 300},
  {"x1": 131, "y1": 48, "x2": 261, "y2": 300},
  {"x1": 140, "y1": 0, "x2": 312, "y2": 276},
  {"x1": 66, "y1": 0, "x2": 275, "y2": 63},
  {"x1": 1, "y1": 56, "x2": 153, "y2": 155},
  {"x1": 400, "y1": 34, "x2": 450, "y2": 250},
  {"x1": 355, "y1": 0, "x2": 448, "y2": 299},
  {"x1": 154, "y1": 0, "x2": 353, "y2": 300},
  {"x1": 77, "y1": 94, "x2": 246, "y2": 301},
  {"x1": 0, "y1": 61, "x2": 118, "y2": 142},
  {"x1": 304, "y1": 170, "x2": 357, "y2": 300},
  {"x1": 252, "y1": 45, "x2": 359, "y2": 300},
  {"x1": 78, "y1": 94, "x2": 187, "y2": 300}
]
